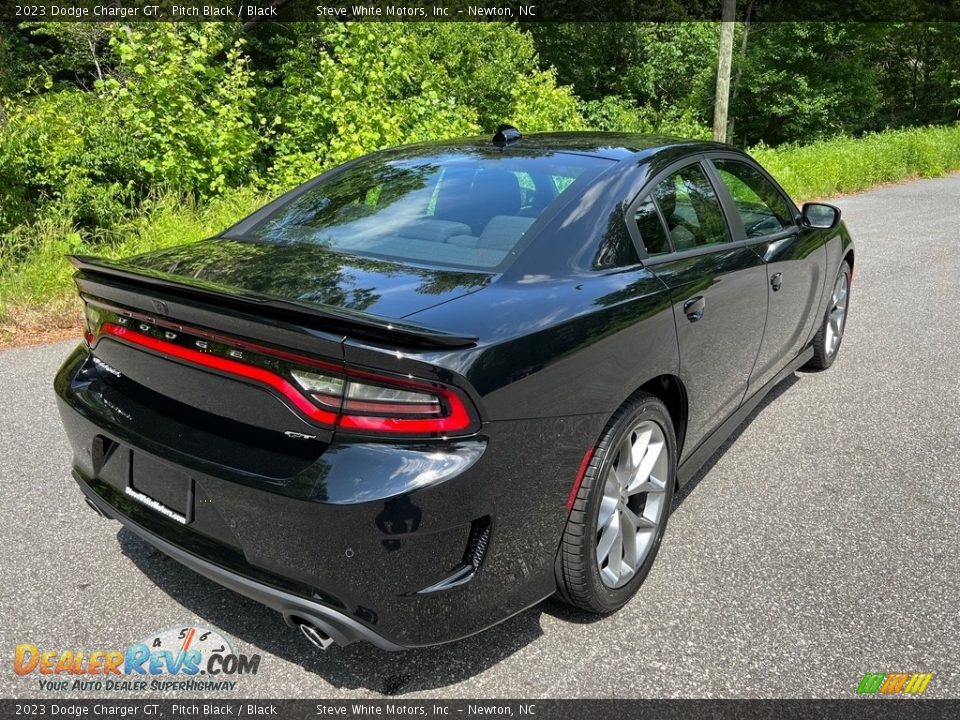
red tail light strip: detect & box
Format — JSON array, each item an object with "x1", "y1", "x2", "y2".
[
  {"x1": 100, "y1": 323, "x2": 339, "y2": 425},
  {"x1": 96, "y1": 322, "x2": 475, "y2": 436}
]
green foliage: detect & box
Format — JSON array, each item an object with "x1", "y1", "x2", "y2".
[
  {"x1": 414, "y1": 23, "x2": 582, "y2": 133},
  {"x1": 99, "y1": 25, "x2": 262, "y2": 196},
  {"x1": 3, "y1": 20, "x2": 960, "y2": 338},
  {"x1": 264, "y1": 23, "x2": 581, "y2": 189},
  {"x1": 532, "y1": 22, "x2": 960, "y2": 147},
  {"x1": 579, "y1": 96, "x2": 646, "y2": 132},
  {"x1": 753, "y1": 124, "x2": 960, "y2": 201},
  {"x1": 728, "y1": 24, "x2": 884, "y2": 146},
  {"x1": 23, "y1": 23, "x2": 119, "y2": 90},
  {"x1": 0, "y1": 28, "x2": 43, "y2": 99},
  {"x1": 871, "y1": 23, "x2": 960, "y2": 128},
  {"x1": 264, "y1": 24, "x2": 477, "y2": 189},
  {"x1": 0, "y1": 25, "x2": 262, "y2": 242},
  {"x1": 0, "y1": 189, "x2": 265, "y2": 333},
  {"x1": 0, "y1": 20, "x2": 584, "y2": 279},
  {"x1": 580, "y1": 96, "x2": 710, "y2": 138},
  {"x1": 529, "y1": 23, "x2": 717, "y2": 130},
  {"x1": 0, "y1": 91, "x2": 139, "y2": 236}
]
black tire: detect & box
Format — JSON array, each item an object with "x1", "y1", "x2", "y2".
[
  {"x1": 805, "y1": 260, "x2": 852, "y2": 371},
  {"x1": 555, "y1": 393, "x2": 677, "y2": 614}
]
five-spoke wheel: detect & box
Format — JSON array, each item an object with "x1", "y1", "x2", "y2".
[
  {"x1": 556, "y1": 394, "x2": 676, "y2": 613},
  {"x1": 824, "y1": 271, "x2": 849, "y2": 357},
  {"x1": 596, "y1": 420, "x2": 669, "y2": 588},
  {"x1": 807, "y1": 260, "x2": 852, "y2": 370}
]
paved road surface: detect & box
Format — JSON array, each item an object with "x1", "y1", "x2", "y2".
[{"x1": 2, "y1": 174, "x2": 959, "y2": 699}]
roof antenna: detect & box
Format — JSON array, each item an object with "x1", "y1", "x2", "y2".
[{"x1": 492, "y1": 124, "x2": 522, "y2": 148}]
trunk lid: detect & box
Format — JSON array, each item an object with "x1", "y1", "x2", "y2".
[
  {"x1": 119, "y1": 237, "x2": 492, "y2": 322},
  {"x1": 70, "y1": 241, "x2": 483, "y2": 473}
]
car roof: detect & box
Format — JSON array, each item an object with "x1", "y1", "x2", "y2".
[{"x1": 385, "y1": 132, "x2": 734, "y2": 163}]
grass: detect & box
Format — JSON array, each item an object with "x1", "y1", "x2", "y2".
[
  {"x1": 2, "y1": 123, "x2": 960, "y2": 345},
  {"x1": 0, "y1": 190, "x2": 264, "y2": 345},
  {"x1": 754, "y1": 124, "x2": 960, "y2": 200}
]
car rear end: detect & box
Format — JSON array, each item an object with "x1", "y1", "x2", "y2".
[
  {"x1": 56, "y1": 250, "x2": 532, "y2": 647},
  {"x1": 57, "y1": 260, "x2": 515, "y2": 648},
  {"x1": 54, "y1": 139, "x2": 621, "y2": 648}
]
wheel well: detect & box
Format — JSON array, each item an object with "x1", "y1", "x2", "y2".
[
  {"x1": 844, "y1": 248, "x2": 855, "y2": 274},
  {"x1": 637, "y1": 375, "x2": 688, "y2": 458}
]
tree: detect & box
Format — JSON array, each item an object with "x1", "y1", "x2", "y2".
[
  {"x1": 712, "y1": 0, "x2": 736, "y2": 142},
  {"x1": 98, "y1": 25, "x2": 262, "y2": 197},
  {"x1": 528, "y1": 22, "x2": 718, "y2": 129},
  {"x1": 727, "y1": 23, "x2": 883, "y2": 145},
  {"x1": 262, "y1": 23, "x2": 582, "y2": 190}
]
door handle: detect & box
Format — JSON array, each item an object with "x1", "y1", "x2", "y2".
[
  {"x1": 683, "y1": 295, "x2": 705, "y2": 322},
  {"x1": 771, "y1": 272, "x2": 783, "y2": 292}
]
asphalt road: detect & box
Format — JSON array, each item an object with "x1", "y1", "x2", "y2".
[{"x1": 2, "y1": 174, "x2": 959, "y2": 700}]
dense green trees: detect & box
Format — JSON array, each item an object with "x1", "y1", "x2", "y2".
[
  {"x1": 260, "y1": 23, "x2": 581, "y2": 188},
  {"x1": 0, "y1": 22, "x2": 585, "y2": 241},
  {"x1": 1, "y1": 20, "x2": 959, "y2": 334},
  {"x1": 528, "y1": 22, "x2": 719, "y2": 133},
  {"x1": 0, "y1": 21, "x2": 958, "y2": 250},
  {"x1": 531, "y1": 22, "x2": 960, "y2": 145}
]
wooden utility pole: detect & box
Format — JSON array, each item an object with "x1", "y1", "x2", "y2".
[
  {"x1": 713, "y1": 0, "x2": 737, "y2": 143},
  {"x1": 727, "y1": 1, "x2": 754, "y2": 143}
]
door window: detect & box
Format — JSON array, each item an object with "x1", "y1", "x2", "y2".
[
  {"x1": 713, "y1": 159, "x2": 792, "y2": 238},
  {"x1": 633, "y1": 197, "x2": 671, "y2": 256},
  {"x1": 651, "y1": 164, "x2": 730, "y2": 251}
]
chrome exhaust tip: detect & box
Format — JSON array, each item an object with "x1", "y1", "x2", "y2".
[{"x1": 299, "y1": 622, "x2": 335, "y2": 651}]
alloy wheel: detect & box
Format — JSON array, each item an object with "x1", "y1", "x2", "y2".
[
  {"x1": 596, "y1": 420, "x2": 670, "y2": 588},
  {"x1": 825, "y1": 272, "x2": 849, "y2": 357}
]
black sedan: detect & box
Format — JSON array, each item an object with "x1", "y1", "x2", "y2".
[{"x1": 55, "y1": 128, "x2": 854, "y2": 650}]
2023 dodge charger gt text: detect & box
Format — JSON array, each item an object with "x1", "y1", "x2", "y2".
[{"x1": 56, "y1": 128, "x2": 854, "y2": 650}]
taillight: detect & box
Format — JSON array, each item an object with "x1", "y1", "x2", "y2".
[
  {"x1": 343, "y1": 381, "x2": 441, "y2": 416},
  {"x1": 290, "y1": 369, "x2": 345, "y2": 411},
  {"x1": 335, "y1": 369, "x2": 473, "y2": 435},
  {"x1": 83, "y1": 304, "x2": 99, "y2": 346},
  {"x1": 92, "y1": 317, "x2": 477, "y2": 437},
  {"x1": 290, "y1": 366, "x2": 472, "y2": 435},
  {"x1": 100, "y1": 323, "x2": 339, "y2": 425}
]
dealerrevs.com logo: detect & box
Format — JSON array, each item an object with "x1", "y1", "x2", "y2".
[{"x1": 14, "y1": 626, "x2": 261, "y2": 693}]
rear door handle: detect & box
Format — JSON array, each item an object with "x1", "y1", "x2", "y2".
[{"x1": 683, "y1": 295, "x2": 705, "y2": 322}]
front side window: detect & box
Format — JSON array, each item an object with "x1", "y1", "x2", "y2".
[
  {"x1": 652, "y1": 163, "x2": 730, "y2": 251},
  {"x1": 238, "y1": 151, "x2": 613, "y2": 271},
  {"x1": 713, "y1": 159, "x2": 792, "y2": 238}
]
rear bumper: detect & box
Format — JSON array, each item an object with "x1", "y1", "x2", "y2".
[
  {"x1": 56, "y1": 344, "x2": 606, "y2": 648},
  {"x1": 75, "y1": 471, "x2": 406, "y2": 650}
]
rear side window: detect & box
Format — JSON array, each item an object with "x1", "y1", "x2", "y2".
[
  {"x1": 633, "y1": 197, "x2": 671, "y2": 255},
  {"x1": 652, "y1": 163, "x2": 730, "y2": 250},
  {"x1": 242, "y1": 151, "x2": 613, "y2": 270},
  {"x1": 713, "y1": 159, "x2": 793, "y2": 237}
]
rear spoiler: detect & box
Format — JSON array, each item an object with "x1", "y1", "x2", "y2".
[{"x1": 69, "y1": 255, "x2": 478, "y2": 349}]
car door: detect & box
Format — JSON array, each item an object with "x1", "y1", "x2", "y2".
[
  {"x1": 707, "y1": 155, "x2": 827, "y2": 392},
  {"x1": 627, "y1": 158, "x2": 768, "y2": 458}
]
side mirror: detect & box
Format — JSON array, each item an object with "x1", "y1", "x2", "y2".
[{"x1": 801, "y1": 202, "x2": 841, "y2": 230}]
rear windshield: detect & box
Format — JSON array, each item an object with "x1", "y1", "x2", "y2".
[{"x1": 238, "y1": 150, "x2": 614, "y2": 270}]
